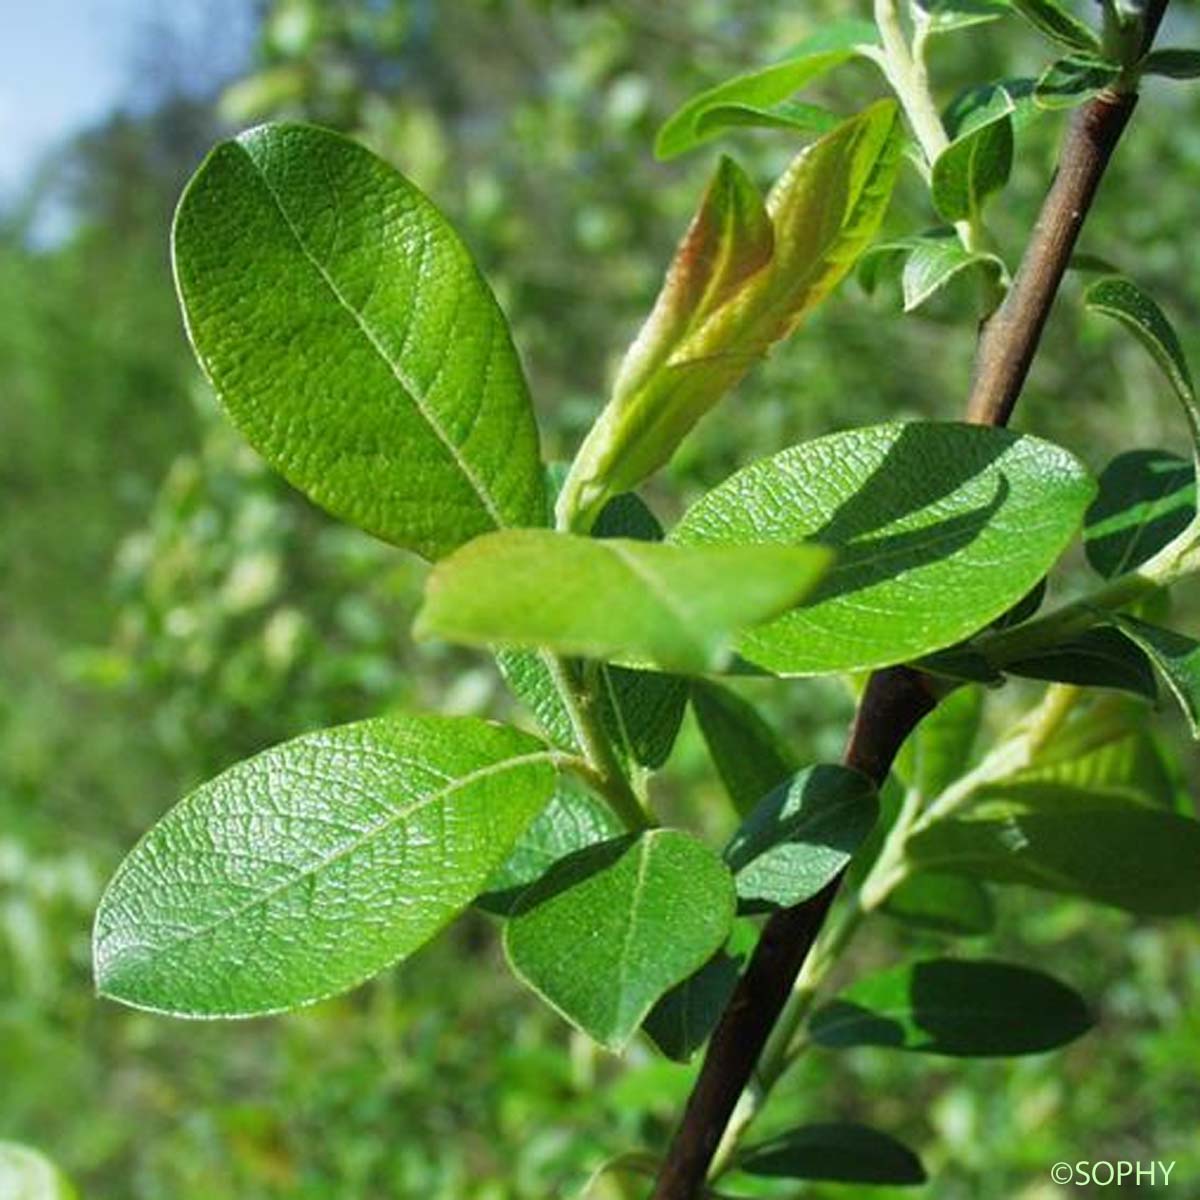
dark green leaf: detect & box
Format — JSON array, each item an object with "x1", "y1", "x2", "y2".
[
  {"x1": 504, "y1": 831, "x2": 735, "y2": 1049},
  {"x1": 883, "y1": 872, "x2": 995, "y2": 935},
  {"x1": 1010, "y1": 0, "x2": 1101, "y2": 52},
  {"x1": 809, "y1": 958, "x2": 1093, "y2": 1055},
  {"x1": 1034, "y1": 55, "x2": 1120, "y2": 110},
  {"x1": 476, "y1": 779, "x2": 625, "y2": 915},
  {"x1": 943, "y1": 78, "x2": 1039, "y2": 137},
  {"x1": 643, "y1": 921, "x2": 756, "y2": 1062},
  {"x1": 691, "y1": 681, "x2": 795, "y2": 817},
  {"x1": 1006, "y1": 626, "x2": 1157, "y2": 699},
  {"x1": 1141, "y1": 48, "x2": 1200, "y2": 79},
  {"x1": 94, "y1": 716, "x2": 557, "y2": 1016},
  {"x1": 931, "y1": 92, "x2": 1015, "y2": 222},
  {"x1": 735, "y1": 1122, "x2": 926, "y2": 1184},
  {"x1": 1112, "y1": 614, "x2": 1200, "y2": 736},
  {"x1": 173, "y1": 123, "x2": 545, "y2": 561},
  {"x1": 416, "y1": 530, "x2": 831, "y2": 673},
  {"x1": 914, "y1": 646, "x2": 1004, "y2": 684},
  {"x1": 907, "y1": 786, "x2": 1200, "y2": 913},
  {"x1": 991, "y1": 577, "x2": 1047, "y2": 628},
  {"x1": 725, "y1": 766, "x2": 878, "y2": 909},
  {"x1": 654, "y1": 21, "x2": 878, "y2": 159},
  {"x1": 1085, "y1": 276, "x2": 1200, "y2": 456},
  {"x1": 671, "y1": 422, "x2": 1096, "y2": 676},
  {"x1": 1084, "y1": 450, "x2": 1195, "y2": 579}
]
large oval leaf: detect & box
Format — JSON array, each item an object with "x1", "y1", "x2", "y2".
[
  {"x1": 671, "y1": 422, "x2": 1095, "y2": 675},
  {"x1": 504, "y1": 830, "x2": 735, "y2": 1050},
  {"x1": 94, "y1": 715, "x2": 556, "y2": 1016},
  {"x1": 808, "y1": 958, "x2": 1093, "y2": 1055},
  {"x1": 173, "y1": 122, "x2": 546, "y2": 560}
]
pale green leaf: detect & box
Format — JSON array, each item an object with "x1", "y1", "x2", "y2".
[
  {"x1": 895, "y1": 685, "x2": 984, "y2": 799},
  {"x1": 671, "y1": 422, "x2": 1095, "y2": 676},
  {"x1": 725, "y1": 766, "x2": 878, "y2": 909},
  {"x1": 578, "y1": 1154, "x2": 661, "y2": 1200},
  {"x1": 1112, "y1": 614, "x2": 1200, "y2": 736},
  {"x1": 504, "y1": 830, "x2": 736, "y2": 1049},
  {"x1": 1084, "y1": 449, "x2": 1196, "y2": 579},
  {"x1": 931, "y1": 91, "x2": 1015, "y2": 222},
  {"x1": 809, "y1": 958, "x2": 1093, "y2": 1055},
  {"x1": 173, "y1": 123, "x2": 545, "y2": 561},
  {"x1": 415, "y1": 529, "x2": 831, "y2": 673},
  {"x1": 94, "y1": 715, "x2": 556, "y2": 1016},
  {"x1": 691, "y1": 681, "x2": 795, "y2": 816},
  {"x1": 654, "y1": 20, "x2": 879, "y2": 160},
  {"x1": 734, "y1": 1123, "x2": 926, "y2": 1184}
]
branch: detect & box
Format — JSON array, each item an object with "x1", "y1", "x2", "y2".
[{"x1": 651, "y1": 15, "x2": 1168, "y2": 1197}]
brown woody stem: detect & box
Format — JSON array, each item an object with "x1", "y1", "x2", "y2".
[{"x1": 651, "y1": 10, "x2": 1168, "y2": 1195}]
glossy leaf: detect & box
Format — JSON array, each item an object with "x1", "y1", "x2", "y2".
[
  {"x1": 672, "y1": 422, "x2": 1095, "y2": 676},
  {"x1": 726, "y1": 766, "x2": 878, "y2": 909},
  {"x1": 1010, "y1": 0, "x2": 1101, "y2": 52},
  {"x1": 560, "y1": 103, "x2": 903, "y2": 527},
  {"x1": 691, "y1": 681, "x2": 795, "y2": 816},
  {"x1": 654, "y1": 20, "x2": 878, "y2": 159},
  {"x1": 1112, "y1": 614, "x2": 1200, "y2": 736},
  {"x1": 1141, "y1": 48, "x2": 1200, "y2": 79},
  {"x1": 504, "y1": 831, "x2": 736, "y2": 1050},
  {"x1": 883, "y1": 872, "x2": 995, "y2": 935},
  {"x1": 173, "y1": 123, "x2": 545, "y2": 561},
  {"x1": 476, "y1": 778, "x2": 625, "y2": 915},
  {"x1": 735, "y1": 1122, "x2": 926, "y2": 1184},
  {"x1": 809, "y1": 958, "x2": 1093, "y2": 1055},
  {"x1": 903, "y1": 237, "x2": 1006, "y2": 311},
  {"x1": 0, "y1": 1144, "x2": 78, "y2": 1200},
  {"x1": 643, "y1": 920, "x2": 756, "y2": 1062},
  {"x1": 693, "y1": 99, "x2": 840, "y2": 143},
  {"x1": 1085, "y1": 276, "x2": 1200, "y2": 456},
  {"x1": 1006, "y1": 626, "x2": 1157, "y2": 699},
  {"x1": 416, "y1": 529, "x2": 831, "y2": 673},
  {"x1": 931, "y1": 92, "x2": 1015, "y2": 222},
  {"x1": 1084, "y1": 449, "x2": 1196, "y2": 578},
  {"x1": 907, "y1": 785, "x2": 1200, "y2": 913},
  {"x1": 94, "y1": 716, "x2": 556, "y2": 1016},
  {"x1": 1034, "y1": 55, "x2": 1120, "y2": 109},
  {"x1": 943, "y1": 78, "x2": 1040, "y2": 137}
]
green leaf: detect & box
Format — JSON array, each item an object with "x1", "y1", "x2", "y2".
[
  {"x1": 671, "y1": 422, "x2": 1096, "y2": 676},
  {"x1": 931, "y1": 91, "x2": 1015, "y2": 222},
  {"x1": 654, "y1": 20, "x2": 879, "y2": 160},
  {"x1": 906, "y1": 785, "x2": 1200, "y2": 913},
  {"x1": 991, "y1": 577, "x2": 1047, "y2": 628},
  {"x1": 725, "y1": 766, "x2": 878, "y2": 908},
  {"x1": 504, "y1": 830, "x2": 736, "y2": 1050},
  {"x1": 496, "y1": 649, "x2": 578, "y2": 751},
  {"x1": 0, "y1": 1144, "x2": 78, "y2": 1200},
  {"x1": 579, "y1": 1154, "x2": 661, "y2": 1199},
  {"x1": 694, "y1": 99, "x2": 841, "y2": 143},
  {"x1": 1084, "y1": 450, "x2": 1195, "y2": 579},
  {"x1": 809, "y1": 958, "x2": 1093, "y2": 1055},
  {"x1": 560, "y1": 103, "x2": 904, "y2": 527},
  {"x1": 734, "y1": 1122, "x2": 926, "y2": 1185},
  {"x1": 895, "y1": 685, "x2": 984, "y2": 799},
  {"x1": 883, "y1": 872, "x2": 995, "y2": 935},
  {"x1": 643, "y1": 920, "x2": 756, "y2": 1062},
  {"x1": 94, "y1": 715, "x2": 557, "y2": 1016},
  {"x1": 914, "y1": 646, "x2": 1004, "y2": 684},
  {"x1": 943, "y1": 78, "x2": 1040, "y2": 137},
  {"x1": 172, "y1": 123, "x2": 545, "y2": 561},
  {"x1": 901, "y1": 236, "x2": 1007, "y2": 312},
  {"x1": 1009, "y1": 0, "x2": 1101, "y2": 52},
  {"x1": 1085, "y1": 276, "x2": 1200, "y2": 457},
  {"x1": 1140, "y1": 48, "x2": 1200, "y2": 79},
  {"x1": 1112, "y1": 614, "x2": 1200, "y2": 736},
  {"x1": 416, "y1": 529, "x2": 831, "y2": 673},
  {"x1": 1034, "y1": 55, "x2": 1120, "y2": 110},
  {"x1": 691, "y1": 681, "x2": 795, "y2": 816},
  {"x1": 477, "y1": 778, "x2": 626, "y2": 915},
  {"x1": 1006, "y1": 626, "x2": 1157, "y2": 699}
]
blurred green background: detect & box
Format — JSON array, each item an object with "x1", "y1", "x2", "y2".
[{"x1": 3, "y1": 1, "x2": 1200, "y2": 1196}]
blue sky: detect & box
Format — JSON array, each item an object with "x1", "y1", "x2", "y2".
[{"x1": 0, "y1": 0, "x2": 254, "y2": 199}]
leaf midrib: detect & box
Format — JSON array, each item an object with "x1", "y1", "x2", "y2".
[{"x1": 232, "y1": 139, "x2": 506, "y2": 532}]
